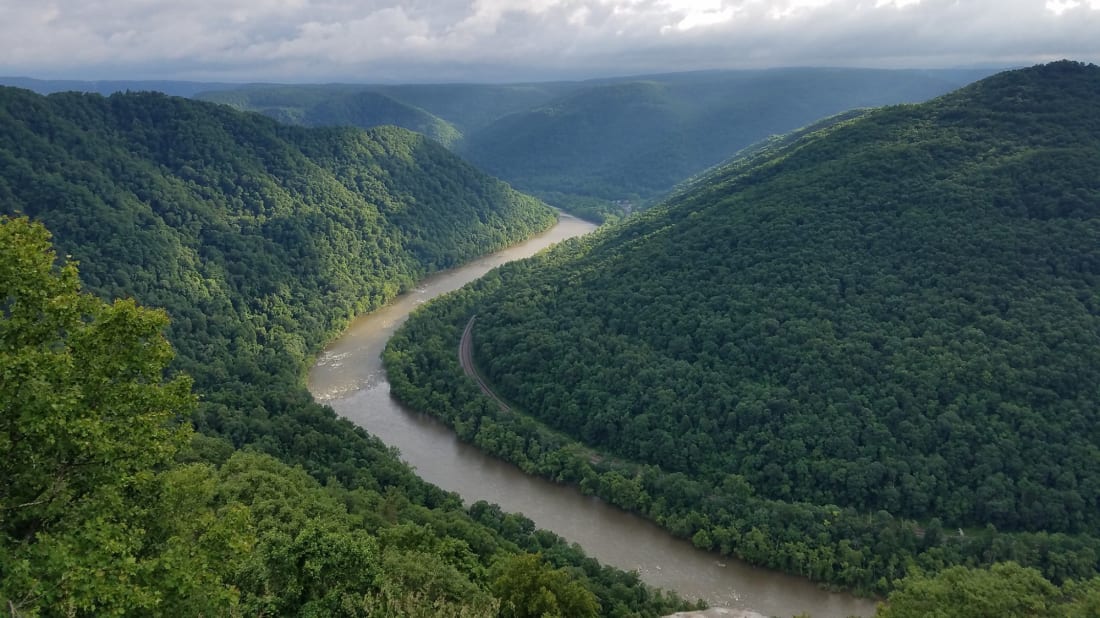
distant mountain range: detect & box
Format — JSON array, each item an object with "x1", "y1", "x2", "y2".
[
  {"x1": 1, "y1": 68, "x2": 1000, "y2": 222},
  {"x1": 192, "y1": 68, "x2": 1000, "y2": 221},
  {"x1": 0, "y1": 76, "x2": 245, "y2": 97}
]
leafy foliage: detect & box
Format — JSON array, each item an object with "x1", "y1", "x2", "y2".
[
  {"x1": 876, "y1": 562, "x2": 1100, "y2": 618},
  {"x1": 0, "y1": 92, "x2": 689, "y2": 615},
  {"x1": 386, "y1": 61, "x2": 1100, "y2": 594},
  {"x1": 492, "y1": 553, "x2": 599, "y2": 618},
  {"x1": 1, "y1": 216, "x2": 198, "y2": 614}
]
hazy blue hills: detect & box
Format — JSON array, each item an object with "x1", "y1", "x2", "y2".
[
  {"x1": 198, "y1": 86, "x2": 465, "y2": 147},
  {"x1": 8, "y1": 69, "x2": 995, "y2": 223},
  {"x1": 368, "y1": 82, "x2": 583, "y2": 133},
  {"x1": 456, "y1": 68, "x2": 997, "y2": 211},
  {"x1": 197, "y1": 81, "x2": 584, "y2": 137},
  {"x1": 0, "y1": 76, "x2": 243, "y2": 97},
  {"x1": 385, "y1": 61, "x2": 1100, "y2": 594},
  {"x1": 194, "y1": 67, "x2": 996, "y2": 221}
]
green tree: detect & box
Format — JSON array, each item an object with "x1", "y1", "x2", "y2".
[
  {"x1": 0, "y1": 216, "x2": 195, "y2": 615},
  {"x1": 876, "y1": 562, "x2": 1058, "y2": 618},
  {"x1": 1061, "y1": 576, "x2": 1100, "y2": 618},
  {"x1": 491, "y1": 553, "x2": 599, "y2": 618}
]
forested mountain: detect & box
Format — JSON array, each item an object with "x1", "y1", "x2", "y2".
[
  {"x1": 458, "y1": 68, "x2": 992, "y2": 209},
  {"x1": 0, "y1": 89, "x2": 688, "y2": 615},
  {"x1": 199, "y1": 86, "x2": 464, "y2": 147},
  {"x1": 0, "y1": 76, "x2": 241, "y2": 97},
  {"x1": 0, "y1": 86, "x2": 555, "y2": 381},
  {"x1": 385, "y1": 61, "x2": 1100, "y2": 595},
  {"x1": 369, "y1": 83, "x2": 584, "y2": 134},
  {"x1": 197, "y1": 81, "x2": 582, "y2": 137},
  {"x1": 198, "y1": 68, "x2": 994, "y2": 223}
]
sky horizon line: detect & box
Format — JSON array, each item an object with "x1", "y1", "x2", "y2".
[
  {"x1": 2, "y1": 0, "x2": 1096, "y2": 85},
  {"x1": 1, "y1": 60, "x2": 1047, "y2": 89}
]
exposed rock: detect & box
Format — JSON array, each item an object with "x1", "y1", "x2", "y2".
[{"x1": 665, "y1": 609, "x2": 769, "y2": 618}]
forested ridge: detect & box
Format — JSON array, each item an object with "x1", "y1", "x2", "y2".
[
  {"x1": 200, "y1": 86, "x2": 464, "y2": 147},
  {"x1": 196, "y1": 81, "x2": 581, "y2": 136},
  {"x1": 0, "y1": 89, "x2": 690, "y2": 616},
  {"x1": 457, "y1": 69, "x2": 985, "y2": 209},
  {"x1": 385, "y1": 61, "x2": 1100, "y2": 596},
  {"x1": 198, "y1": 68, "x2": 993, "y2": 223},
  {"x1": 0, "y1": 86, "x2": 558, "y2": 397},
  {"x1": 0, "y1": 76, "x2": 242, "y2": 98}
]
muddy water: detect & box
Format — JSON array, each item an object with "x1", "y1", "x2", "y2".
[{"x1": 308, "y1": 214, "x2": 878, "y2": 618}]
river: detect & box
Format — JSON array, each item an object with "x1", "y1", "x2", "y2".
[{"x1": 308, "y1": 213, "x2": 878, "y2": 618}]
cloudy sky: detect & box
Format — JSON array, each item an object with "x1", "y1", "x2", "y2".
[{"x1": 2, "y1": 0, "x2": 1098, "y2": 83}]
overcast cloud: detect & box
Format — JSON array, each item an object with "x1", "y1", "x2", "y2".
[{"x1": 1, "y1": 0, "x2": 1098, "y2": 82}]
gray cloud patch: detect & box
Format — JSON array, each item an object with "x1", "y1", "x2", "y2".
[{"x1": 1, "y1": 0, "x2": 1097, "y2": 81}]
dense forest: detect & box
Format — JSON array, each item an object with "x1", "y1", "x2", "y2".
[
  {"x1": 0, "y1": 90, "x2": 690, "y2": 616},
  {"x1": 386, "y1": 61, "x2": 1100, "y2": 596},
  {"x1": 0, "y1": 86, "x2": 557, "y2": 394},
  {"x1": 199, "y1": 68, "x2": 994, "y2": 222},
  {"x1": 199, "y1": 86, "x2": 463, "y2": 147},
  {"x1": 874, "y1": 562, "x2": 1100, "y2": 617}
]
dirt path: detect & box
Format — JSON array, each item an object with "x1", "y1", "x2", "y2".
[{"x1": 459, "y1": 315, "x2": 512, "y2": 412}]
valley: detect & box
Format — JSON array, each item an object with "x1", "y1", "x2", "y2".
[
  {"x1": 4, "y1": 58, "x2": 1100, "y2": 617},
  {"x1": 385, "y1": 61, "x2": 1100, "y2": 613},
  {"x1": 0, "y1": 89, "x2": 687, "y2": 616},
  {"x1": 195, "y1": 68, "x2": 995, "y2": 222},
  {"x1": 309, "y1": 214, "x2": 877, "y2": 618}
]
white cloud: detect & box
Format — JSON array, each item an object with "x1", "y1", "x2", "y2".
[
  {"x1": 0, "y1": 0, "x2": 1097, "y2": 81},
  {"x1": 876, "y1": 0, "x2": 921, "y2": 8}
]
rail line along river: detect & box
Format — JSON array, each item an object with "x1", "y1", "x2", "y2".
[{"x1": 308, "y1": 213, "x2": 878, "y2": 618}]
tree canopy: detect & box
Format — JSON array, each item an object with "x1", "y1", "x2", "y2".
[
  {"x1": 1, "y1": 216, "x2": 194, "y2": 613},
  {"x1": 386, "y1": 61, "x2": 1100, "y2": 594},
  {"x1": 876, "y1": 562, "x2": 1100, "y2": 618},
  {"x1": 0, "y1": 90, "x2": 690, "y2": 615}
]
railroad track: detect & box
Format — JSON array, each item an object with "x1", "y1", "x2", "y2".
[{"x1": 459, "y1": 315, "x2": 511, "y2": 412}]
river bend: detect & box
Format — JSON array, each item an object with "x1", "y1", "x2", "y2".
[{"x1": 308, "y1": 214, "x2": 877, "y2": 618}]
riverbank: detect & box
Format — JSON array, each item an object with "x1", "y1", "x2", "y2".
[{"x1": 311, "y1": 215, "x2": 875, "y2": 618}]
